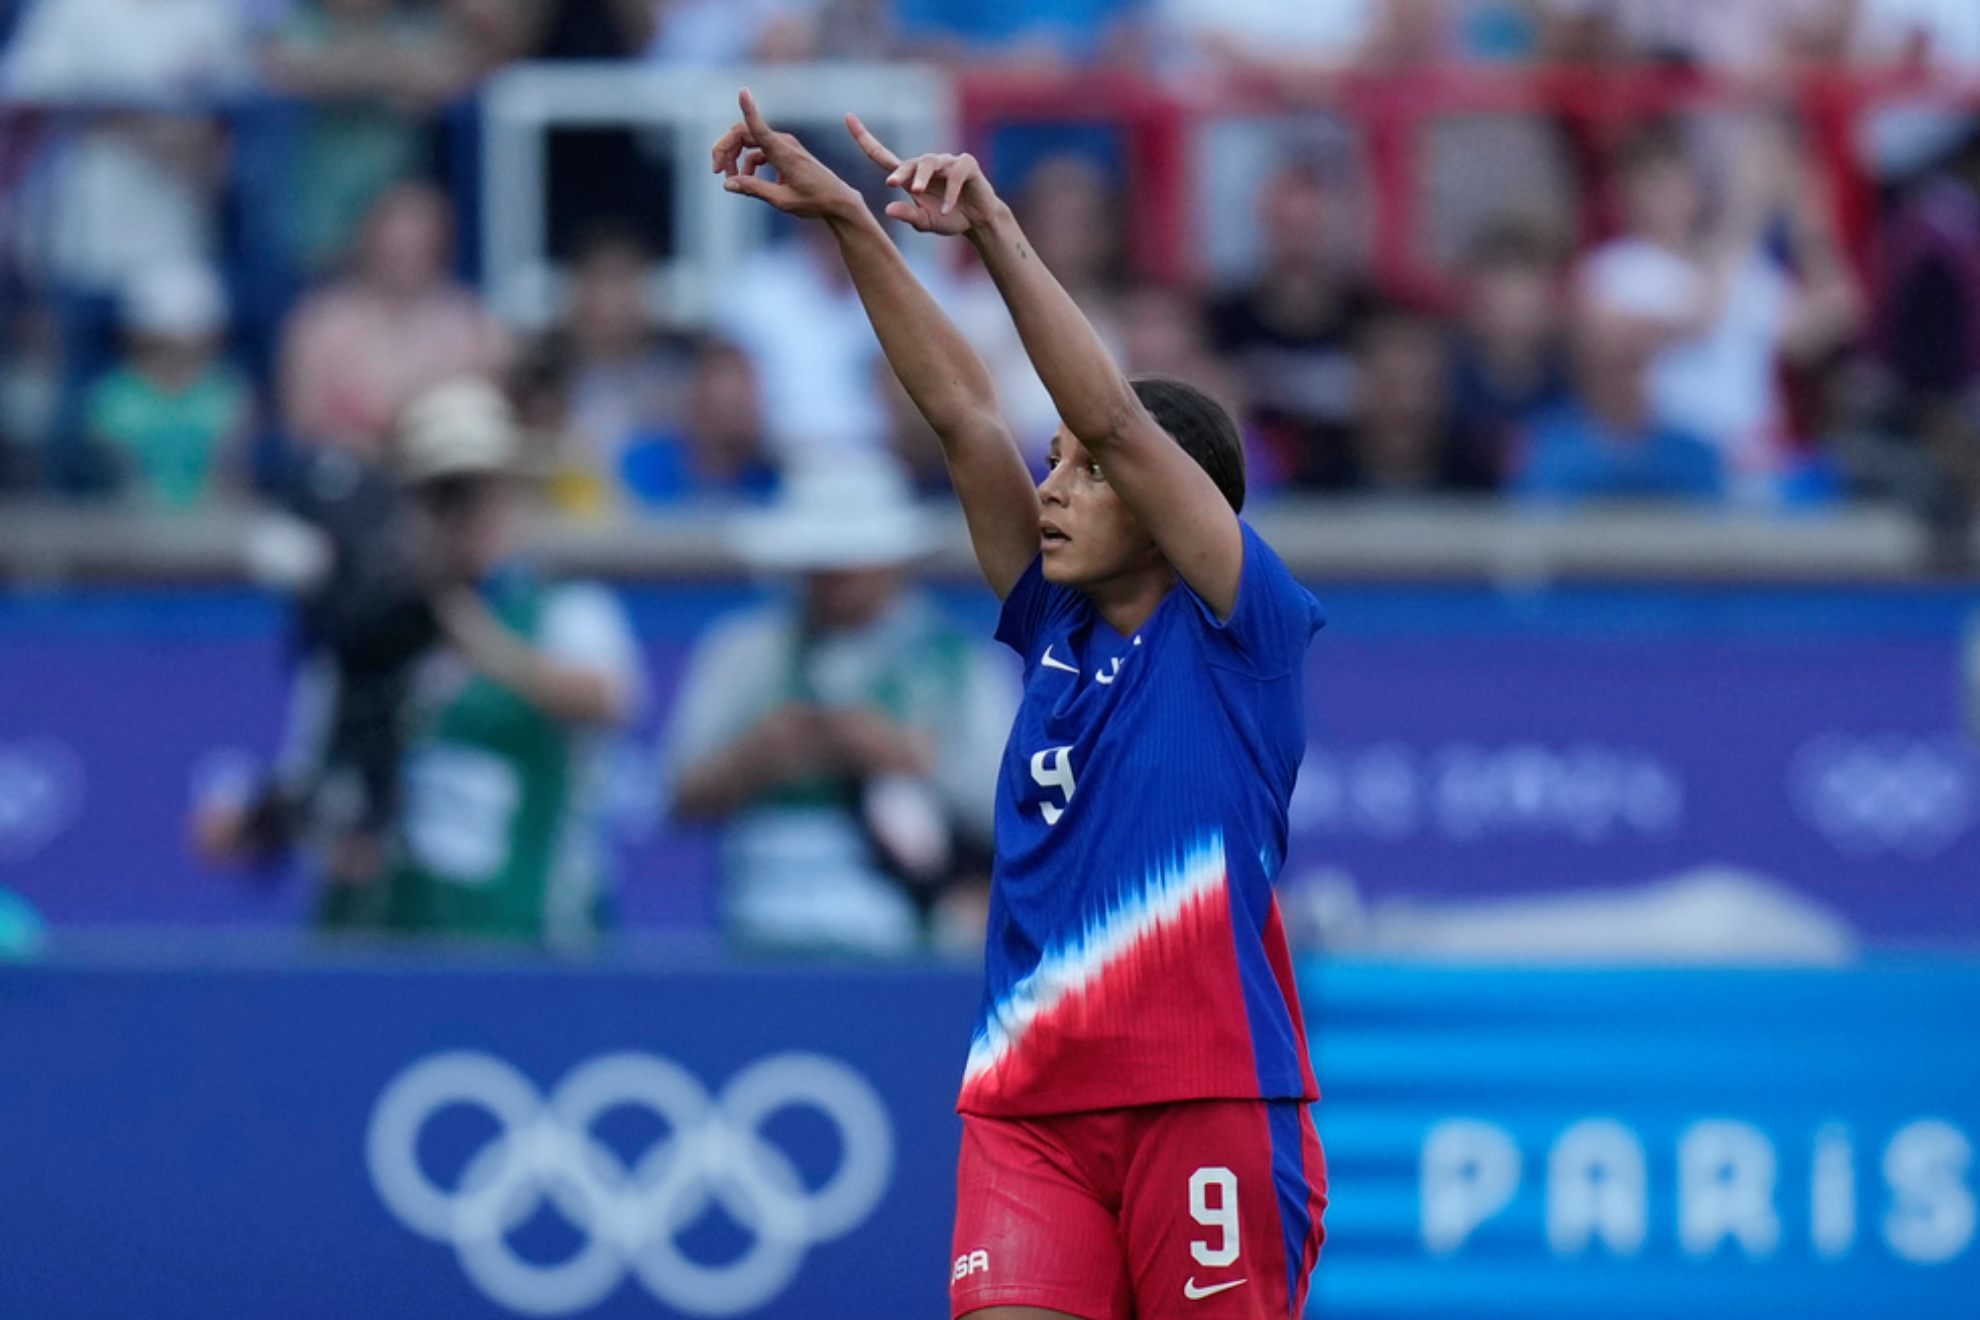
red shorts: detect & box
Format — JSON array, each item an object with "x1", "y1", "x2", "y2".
[{"x1": 949, "y1": 1099, "x2": 1326, "y2": 1320}]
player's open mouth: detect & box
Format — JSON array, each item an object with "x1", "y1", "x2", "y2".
[{"x1": 1041, "y1": 521, "x2": 1069, "y2": 548}]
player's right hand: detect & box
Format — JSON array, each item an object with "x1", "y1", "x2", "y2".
[{"x1": 711, "y1": 88, "x2": 864, "y2": 221}]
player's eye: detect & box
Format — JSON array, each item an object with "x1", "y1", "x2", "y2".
[{"x1": 1085, "y1": 461, "x2": 1104, "y2": 481}]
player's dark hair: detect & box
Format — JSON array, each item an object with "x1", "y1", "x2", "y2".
[{"x1": 1131, "y1": 375, "x2": 1245, "y2": 514}]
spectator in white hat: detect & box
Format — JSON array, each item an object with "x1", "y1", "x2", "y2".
[
  {"x1": 664, "y1": 456, "x2": 1019, "y2": 957},
  {"x1": 196, "y1": 377, "x2": 643, "y2": 951},
  {"x1": 3, "y1": 0, "x2": 251, "y2": 291},
  {"x1": 332, "y1": 376, "x2": 643, "y2": 946},
  {"x1": 84, "y1": 262, "x2": 255, "y2": 508}
]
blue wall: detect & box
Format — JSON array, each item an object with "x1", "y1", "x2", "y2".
[
  {"x1": 2, "y1": 581, "x2": 1976, "y2": 944},
  {"x1": 0, "y1": 953, "x2": 1973, "y2": 1317}
]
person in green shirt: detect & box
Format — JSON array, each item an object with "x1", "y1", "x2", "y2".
[
  {"x1": 86, "y1": 263, "x2": 253, "y2": 508},
  {"x1": 262, "y1": 0, "x2": 472, "y2": 273},
  {"x1": 327, "y1": 378, "x2": 644, "y2": 947},
  {"x1": 197, "y1": 378, "x2": 643, "y2": 950}
]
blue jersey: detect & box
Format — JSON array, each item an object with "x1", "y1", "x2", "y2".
[{"x1": 960, "y1": 523, "x2": 1326, "y2": 1116}]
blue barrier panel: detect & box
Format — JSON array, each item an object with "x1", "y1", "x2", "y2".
[
  {"x1": 3, "y1": 954, "x2": 1976, "y2": 1317},
  {"x1": 0, "y1": 952, "x2": 981, "y2": 1319},
  {"x1": 4, "y1": 584, "x2": 1978, "y2": 945},
  {"x1": 1305, "y1": 960, "x2": 1980, "y2": 1317}
]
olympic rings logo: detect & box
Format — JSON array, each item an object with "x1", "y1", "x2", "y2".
[
  {"x1": 367, "y1": 1051, "x2": 894, "y2": 1316},
  {"x1": 1789, "y1": 733, "x2": 1976, "y2": 859}
]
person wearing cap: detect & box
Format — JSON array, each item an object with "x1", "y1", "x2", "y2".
[
  {"x1": 319, "y1": 376, "x2": 643, "y2": 947},
  {"x1": 84, "y1": 262, "x2": 254, "y2": 508},
  {"x1": 1510, "y1": 293, "x2": 1726, "y2": 503},
  {"x1": 664, "y1": 458, "x2": 1019, "y2": 956}
]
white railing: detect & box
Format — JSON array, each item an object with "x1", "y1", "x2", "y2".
[
  {"x1": 0, "y1": 499, "x2": 1941, "y2": 584},
  {"x1": 479, "y1": 62, "x2": 956, "y2": 331}
]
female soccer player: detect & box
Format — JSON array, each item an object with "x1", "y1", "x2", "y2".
[{"x1": 714, "y1": 91, "x2": 1327, "y2": 1320}]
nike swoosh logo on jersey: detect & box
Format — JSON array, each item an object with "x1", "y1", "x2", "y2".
[
  {"x1": 1040, "y1": 645, "x2": 1079, "y2": 674},
  {"x1": 1184, "y1": 1277, "x2": 1247, "y2": 1300}
]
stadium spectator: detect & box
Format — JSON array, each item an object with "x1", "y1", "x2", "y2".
[
  {"x1": 1514, "y1": 300, "x2": 1724, "y2": 502},
  {"x1": 1209, "y1": 154, "x2": 1373, "y2": 489},
  {"x1": 0, "y1": 304, "x2": 61, "y2": 487},
  {"x1": 442, "y1": 0, "x2": 552, "y2": 67},
  {"x1": 1852, "y1": 0, "x2": 1980, "y2": 180},
  {"x1": 198, "y1": 378, "x2": 644, "y2": 947},
  {"x1": 1152, "y1": 0, "x2": 1386, "y2": 76},
  {"x1": 279, "y1": 182, "x2": 511, "y2": 459},
  {"x1": 1536, "y1": 0, "x2": 1855, "y2": 73},
  {"x1": 639, "y1": 0, "x2": 898, "y2": 64},
  {"x1": 1449, "y1": 220, "x2": 1573, "y2": 486},
  {"x1": 261, "y1": 0, "x2": 476, "y2": 272},
  {"x1": 1118, "y1": 284, "x2": 1238, "y2": 401},
  {"x1": 616, "y1": 339, "x2": 781, "y2": 506},
  {"x1": 894, "y1": 0, "x2": 1131, "y2": 66},
  {"x1": 1151, "y1": 0, "x2": 1541, "y2": 76},
  {"x1": 501, "y1": 0, "x2": 651, "y2": 58},
  {"x1": 84, "y1": 263, "x2": 254, "y2": 509},
  {"x1": 665, "y1": 459, "x2": 1017, "y2": 956},
  {"x1": 1871, "y1": 127, "x2": 1980, "y2": 533},
  {"x1": 876, "y1": 361, "x2": 955, "y2": 497},
  {"x1": 524, "y1": 228, "x2": 694, "y2": 509},
  {"x1": 1115, "y1": 284, "x2": 1277, "y2": 490},
  {"x1": 1349, "y1": 301, "x2": 1474, "y2": 493},
  {"x1": 713, "y1": 224, "x2": 888, "y2": 462},
  {"x1": 2, "y1": 0, "x2": 251, "y2": 292},
  {"x1": 1580, "y1": 119, "x2": 1860, "y2": 496},
  {"x1": 1016, "y1": 153, "x2": 1129, "y2": 331}
]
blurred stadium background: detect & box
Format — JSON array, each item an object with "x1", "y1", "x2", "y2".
[{"x1": 2, "y1": 1, "x2": 1979, "y2": 1316}]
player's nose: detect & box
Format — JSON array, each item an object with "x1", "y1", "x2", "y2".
[{"x1": 1037, "y1": 466, "x2": 1071, "y2": 505}]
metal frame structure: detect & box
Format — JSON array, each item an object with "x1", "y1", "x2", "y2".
[{"x1": 478, "y1": 62, "x2": 955, "y2": 330}]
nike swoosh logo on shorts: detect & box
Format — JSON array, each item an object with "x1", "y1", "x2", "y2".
[
  {"x1": 1184, "y1": 1277, "x2": 1247, "y2": 1300},
  {"x1": 1040, "y1": 645, "x2": 1079, "y2": 674}
]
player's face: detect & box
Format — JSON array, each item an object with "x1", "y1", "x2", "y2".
[{"x1": 1037, "y1": 426, "x2": 1162, "y2": 590}]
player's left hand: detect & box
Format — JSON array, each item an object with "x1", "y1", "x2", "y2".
[
  {"x1": 846, "y1": 121, "x2": 1000, "y2": 237},
  {"x1": 711, "y1": 88, "x2": 865, "y2": 221}
]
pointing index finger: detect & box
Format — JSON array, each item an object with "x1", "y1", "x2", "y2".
[
  {"x1": 845, "y1": 113, "x2": 899, "y2": 171},
  {"x1": 739, "y1": 88, "x2": 776, "y2": 151}
]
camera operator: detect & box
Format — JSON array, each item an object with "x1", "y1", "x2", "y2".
[{"x1": 196, "y1": 378, "x2": 642, "y2": 948}]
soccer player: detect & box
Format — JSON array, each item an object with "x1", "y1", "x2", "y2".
[{"x1": 715, "y1": 92, "x2": 1327, "y2": 1320}]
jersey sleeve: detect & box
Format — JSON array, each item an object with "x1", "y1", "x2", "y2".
[{"x1": 1182, "y1": 522, "x2": 1325, "y2": 676}]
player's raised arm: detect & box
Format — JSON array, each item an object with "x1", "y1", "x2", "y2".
[
  {"x1": 882, "y1": 151, "x2": 1245, "y2": 619},
  {"x1": 712, "y1": 90, "x2": 1040, "y2": 599}
]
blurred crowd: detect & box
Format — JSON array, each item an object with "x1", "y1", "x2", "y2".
[{"x1": 2, "y1": 0, "x2": 1980, "y2": 534}]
